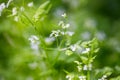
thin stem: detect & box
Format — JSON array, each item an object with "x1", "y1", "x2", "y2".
[{"x1": 87, "y1": 70, "x2": 90, "y2": 80}]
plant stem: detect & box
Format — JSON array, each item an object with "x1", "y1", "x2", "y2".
[{"x1": 87, "y1": 70, "x2": 90, "y2": 80}]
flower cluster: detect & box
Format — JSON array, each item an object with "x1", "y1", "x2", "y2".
[
  {"x1": 66, "y1": 38, "x2": 99, "y2": 80},
  {"x1": 0, "y1": 0, "x2": 13, "y2": 16},
  {"x1": 79, "y1": 76, "x2": 86, "y2": 80},
  {"x1": 50, "y1": 13, "x2": 74, "y2": 38},
  {"x1": 98, "y1": 75, "x2": 107, "y2": 80},
  {"x1": 66, "y1": 74, "x2": 74, "y2": 80},
  {"x1": 28, "y1": 35, "x2": 40, "y2": 51}
]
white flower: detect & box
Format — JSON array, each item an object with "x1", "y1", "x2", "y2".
[
  {"x1": 0, "y1": 3, "x2": 6, "y2": 16},
  {"x1": 95, "y1": 31, "x2": 106, "y2": 41},
  {"x1": 83, "y1": 64, "x2": 92, "y2": 71},
  {"x1": 98, "y1": 75, "x2": 107, "y2": 80},
  {"x1": 12, "y1": 7, "x2": 17, "y2": 16},
  {"x1": 83, "y1": 65, "x2": 88, "y2": 70},
  {"x1": 58, "y1": 21, "x2": 64, "y2": 26},
  {"x1": 81, "y1": 31, "x2": 91, "y2": 40},
  {"x1": 58, "y1": 21, "x2": 70, "y2": 29},
  {"x1": 70, "y1": 45, "x2": 77, "y2": 51},
  {"x1": 65, "y1": 31, "x2": 74, "y2": 36},
  {"x1": 28, "y1": 35, "x2": 40, "y2": 51},
  {"x1": 45, "y1": 37, "x2": 55, "y2": 45},
  {"x1": 82, "y1": 48, "x2": 90, "y2": 54},
  {"x1": 14, "y1": 16, "x2": 19, "y2": 22},
  {"x1": 66, "y1": 74, "x2": 74, "y2": 80},
  {"x1": 84, "y1": 18, "x2": 97, "y2": 28},
  {"x1": 65, "y1": 23, "x2": 70, "y2": 28},
  {"x1": 78, "y1": 76, "x2": 86, "y2": 80},
  {"x1": 28, "y1": 2, "x2": 33, "y2": 7},
  {"x1": 20, "y1": 6, "x2": 25, "y2": 11},
  {"x1": 61, "y1": 13, "x2": 67, "y2": 18},
  {"x1": 28, "y1": 62, "x2": 37, "y2": 70},
  {"x1": 6, "y1": 0, "x2": 13, "y2": 8},
  {"x1": 50, "y1": 30, "x2": 60, "y2": 37},
  {"x1": 62, "y1": 23, "x2": 70, "y2": 29}
]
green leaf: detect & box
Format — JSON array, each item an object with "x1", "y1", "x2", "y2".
[
  {"x1": 32, "y1": 1, "x2": 51, "y2": 22},
  {"x1": 65, "y1": 50, "x2": 73, "y2": 56},
  {"x1": 80, "y1": 56, "x2": 88, "y2": 64}
]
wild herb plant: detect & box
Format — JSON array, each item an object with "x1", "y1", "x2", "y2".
[{"x1": 0, "y1": 0, "x2": 120, "y2": 80}]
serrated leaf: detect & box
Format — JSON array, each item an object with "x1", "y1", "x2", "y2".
[{"x1": 32, "y1": 1, "x2": 51, "y2": 22}]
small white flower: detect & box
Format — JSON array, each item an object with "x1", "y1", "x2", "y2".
[
  {"x1": 28, "y1": 2, "x2": 33, "y2": 7},
  {"x1": 65, "y1": 31, "x2": 74, "y2": 36},
  {"x1": 83, "y1": 64, "x2": 92, "y2": 71},
  {"x1": 81, "y1": 32, "x2": 91, "y2": 40},
  {"x1": 45, "y1": 37, "x2": 55, "y2": 45},
  {"x1": 83, "y1": 65, "x2": 88, "y2": 70},
  {"x1": 12, "y1": 7, "x2": 17, "y2": 16},
  {"x1": 95, "y1": 31, "x2": 106, "y2": 41},
  {"x1": 58, "y1": 21, "x2": 64, "y2": 26},
  {"x1": 28, "y1": 62, "x2": 37, "y2": 70},
  {"x1": 60, "y1": 31, "x2": 65, "y2": 35},
  {"x1": 84, "y1": 18, "x2": 97, "y2": 28},
  {"x1": 50, "y1": 30, "x2": 61, "y2": 37},
  {"x1": 20, "y1": 6, "x2": 25, "y2": 11},
  {"x1": 82, "y1": 48, "x2": 90, "y2": 54},
  {"x1": 61, "y1": 13, "x2": 67, "y2": 18},
  {"x1": 14, "y1": 16, "x2": 19, "y2": 22},
  {"x1": 70, "y1": 45, "x2": 77, "y2": 51},
  {"x1": 0, "y1": 3, "x2": 6, "y2": 16},
  {"x1": 98, "y1": 75, "x2": 107, "y2": 80},
  {"x1": 65, "y1": 23, "x2": 70, "y2": 28},
  {"x1": 62, "y1": 23, "x2": 70, "y2": 29},
  {"x1": 78, "y1": 76, "x2": 86, "y2": 80},
  {"x1": 77, "y1": 66, "x2": 82, "y2": 72},
  {"x1": 66, "y1": 74, "x2": 74, "y2": 80},
  {"x1": 6, "y1": 0, "x2": 13, "y2": 8},
  {"x1": 28, "y1": 35, "x2": 40, "y2": 51}
]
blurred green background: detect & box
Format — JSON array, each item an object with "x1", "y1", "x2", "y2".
[{"x1": 0, "y1": 0, "x2": 120, "y2": 80}]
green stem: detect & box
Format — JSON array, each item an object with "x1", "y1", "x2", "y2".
[{"x1": 87, "y1": 70, "x2": 90, "y2": 80}]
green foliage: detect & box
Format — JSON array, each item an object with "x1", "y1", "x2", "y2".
[{"x1": 0, "y1": 0, "x2": 120, "y2": 80}]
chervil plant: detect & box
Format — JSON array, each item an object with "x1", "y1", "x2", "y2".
[{"x1": 1, "y1": 0, "x2": 120, "y2": 80}]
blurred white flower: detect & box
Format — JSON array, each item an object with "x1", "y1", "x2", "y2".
[
  {"x1": 0, "y1": 3, "x2": 6, "y2": 16},
  {"x1": 84, "y1": 18, "x2": 97, "y2": 28},
  {"x1": 64, "y1": 23, "x2": 70, "y2": 28},
  {"x1": 82, "y1": 48, "x2": 90, "y2": 54},
  {"x1": 53, "y1": 7, "x2": 65, "y2": 18},
  {"x1": 95, "y1": 31, "x2": 106, "y2": 41},
  {"x1": 28, "y1": 35, "x2": 40, "y2": 51},
  {"x1": 28, "y1": 2, "x2": 33, "y2": 7},
  {"x1": 81, "y1": 31, "x2": 91, "y2": 40},
  {"x1": 28, "y1": 62, "x2": 37, "y2": 70},
  {"x1": 14, "y1": 16, "x2": 19, "y2": 22},
  {"x1": 6, "y1": 0, "x2": 13, "y2": 8},
  {"x1": 78, "y1": 76, "x2": 86, "y2": 80},
  {"x1": 61, "y1": 13, "x2": 67, "y2": 18},
  {"x1": 45, "y1": 37, "x2": 55, "y2": 45},
  {"x1": 70, "y1": 45, "x2": 77, "y2": 51},
  {"x1": 20, "y1": 6, "x2": 25, "y2": 11},
  {"x1": 58, "y1": 21, "x2": 64, "y2": 26},
  {"x1": 83, "y1": 64, "x2": 92, "y2": 71},
  {"x1": 66, "y1": 74, "x2": 74, "y2": 80},
  {"x1": 12, "y1": 7, "x2": 17, "y2": 16},
  {"x1": 65, "y1": 31, "x2": 74, "y2": 36},
  {"x1": 50, "y1": 30, "x2": 60, "y2": 37},
  {"x1": 98, "y1": 75, "x2": 107, "y2": 80}
]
